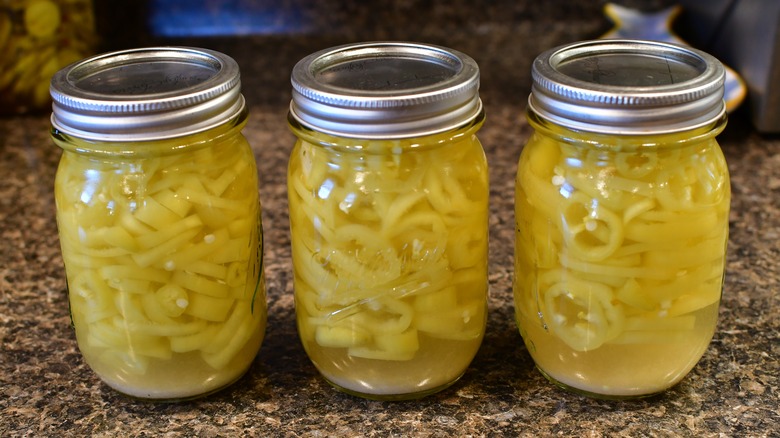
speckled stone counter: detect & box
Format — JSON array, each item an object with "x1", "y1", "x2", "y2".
[{"x1": 2, "y1": 1, "x2": 779, "y2": 436}]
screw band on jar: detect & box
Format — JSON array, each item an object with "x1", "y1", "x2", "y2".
[
  {"x1": 289, "y1": 41, "x2": 483, "y2": 139},
  {"x1": 50, "y1": 46, "x2": 245, "y2": 142},
  {"x1": 528, "y1": 39, "x2": 726, "y2": 135}
]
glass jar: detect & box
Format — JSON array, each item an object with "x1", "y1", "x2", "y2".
[
  {"x1": 287, "y1": 42, "x2": 489, "y2": 400},
  {"x1": 0, "y1": 0, "x2": 97, "y2": 114},
  {"x1": 514, "y1": 39, "x2": 730, "y2": 399},
  {"x1": 50, "y1": 47, "x2": 267, "y2": 401}
]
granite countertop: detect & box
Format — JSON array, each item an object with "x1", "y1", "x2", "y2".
[{"x1": 2, "y1": 1, "x2": 779, "y2": 436}]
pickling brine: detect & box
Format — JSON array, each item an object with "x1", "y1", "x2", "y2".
[
  {"x1": 514, "y1": 116, "x2": 729, "y2": 397},
  {"x1": 54, "y1": 123, "x2": 266, "y2": 400},
  {"x1": 288, "y1": 119, "x2": 488, "y2": 399},
  {"x1": 515, "y1": 39, "x2": 730, "y2": 398}
]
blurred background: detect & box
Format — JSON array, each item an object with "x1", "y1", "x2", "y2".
[{"x1": 1, "y1": 0, "x2": 778, "y2": 130}]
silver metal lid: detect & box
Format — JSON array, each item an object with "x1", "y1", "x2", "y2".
[
  {"x1": 289, "y1": 41, "x2": 482, "y2": 139},
  {"x1": 50, "y1": 47, "x2": 245, "y2": 142},
  {"x1": 529, "y1": 39, "x2": 726, "y2": 134}
]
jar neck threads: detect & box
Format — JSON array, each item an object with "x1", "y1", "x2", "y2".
[
  {"x1": 52, "y1": 108, "x2": 248, "y2": 158},
  {"x1": 288, "y1": 109, "x2": 485, "y2": 153},
  {"x1": 526, "y1": 108, "x2": 727, "y2": 150}
]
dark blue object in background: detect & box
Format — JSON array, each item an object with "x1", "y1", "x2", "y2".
[{"x1": 149, "y1": 0, "x2": 309, "y2": 37}]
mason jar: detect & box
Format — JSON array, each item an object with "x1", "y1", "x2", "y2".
[
  {"x1": 514, "y1": 39, "x2": 730, "y2": 399},
  {"x1": 287, "y1": 42, "x2": 489, "y2": 400},
  {"x1": 50, "y1": 47, "x2": 267, "y2": 400}
]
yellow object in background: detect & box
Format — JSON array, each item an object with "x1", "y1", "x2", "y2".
[{"x1": 0, "y1": 0, "x2": 95, "y2": 114}]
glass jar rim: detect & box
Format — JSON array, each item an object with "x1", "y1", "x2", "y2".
[
  {"x1": 52, "y1": 108, "x2": 248, "y2": 157},
  {"x1": 526, "y1": 107, "x2": 727, "y2": 148},
  {"x1": 289, "y1": 109, "x2": 485, "y2": 151}
]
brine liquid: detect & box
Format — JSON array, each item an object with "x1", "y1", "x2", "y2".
[
  {"x1": 514, "y1": 118, "x2": 729, "y2": 398},
  {"x1": 54, "y1": 126, "x2": 267, "y2": 400},
  {"x1": 517, "y1": 303, "x2": 719, "y2": 397},
  {"x1": 305, "y1": 333, "x2": 484, "y2": 398},
  {"x1": 73, "y1": 313, "x2": 265, "y2": 400}
]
